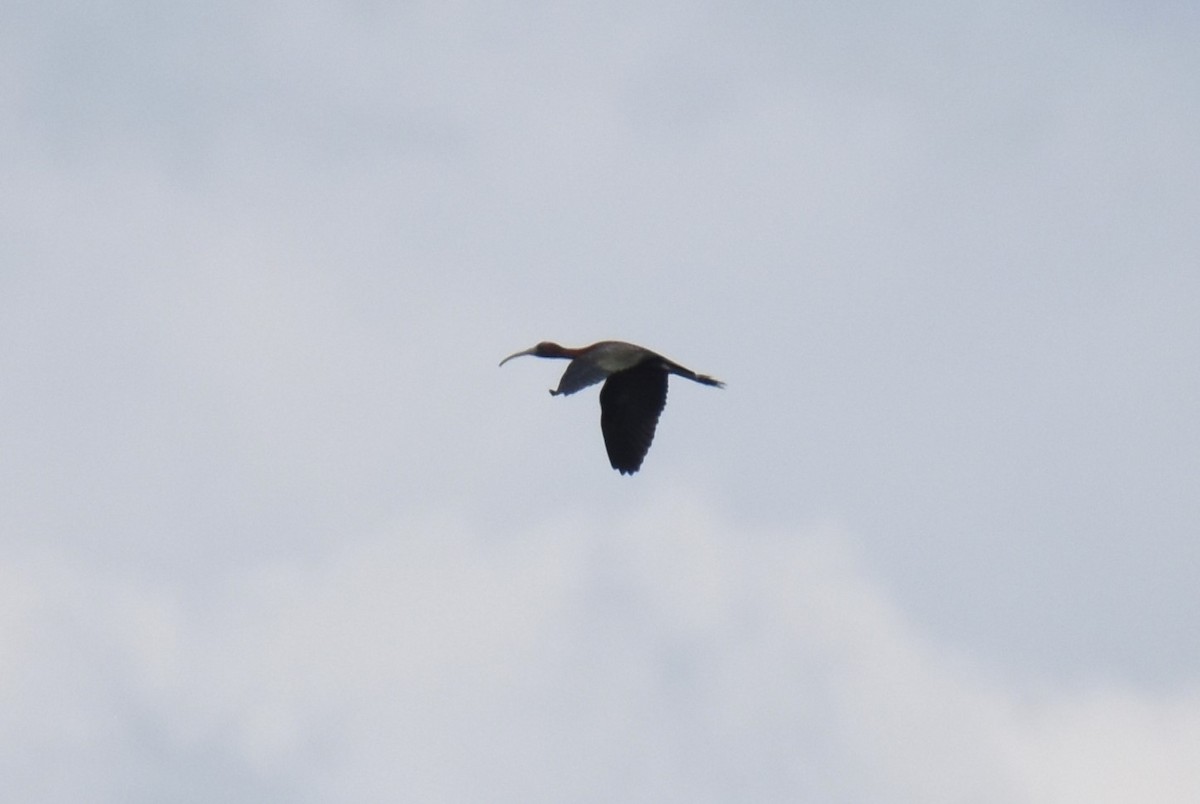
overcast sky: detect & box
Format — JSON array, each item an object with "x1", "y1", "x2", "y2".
[{"x1": 3, "y1": 1, "x2": 1199, "y2": 801}]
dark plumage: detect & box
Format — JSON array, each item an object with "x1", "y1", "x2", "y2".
[{"x1": 500, "y1": 340, "x2": 723, "y2": 474}]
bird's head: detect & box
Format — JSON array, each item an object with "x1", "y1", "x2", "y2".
[{"x1": 499, "y1": 341, "x2": 572, "y2": 366}]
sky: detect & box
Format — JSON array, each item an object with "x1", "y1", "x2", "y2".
[{"x1": 2, "y1": 1, "x2": 1199, "y2": 801}]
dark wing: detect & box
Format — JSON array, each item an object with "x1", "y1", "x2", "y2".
[
  {"x1": 551, "y1": 357, "x2": 610, "y2": 396},
  {"x1": 598, "y1": 362, "x2": 668, "y2": 475}
]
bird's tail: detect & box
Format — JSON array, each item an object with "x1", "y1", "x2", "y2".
[
  {"x1": 665, "y1": 360, "x2": 725, "y2": 388},
  {"x1": 692, "y1": 373, "x2": 725, "y2": 388}
]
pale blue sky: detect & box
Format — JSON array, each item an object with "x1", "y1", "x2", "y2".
[{"x1": 2, "y1": 2, "x2": 1198, "y2": 801}]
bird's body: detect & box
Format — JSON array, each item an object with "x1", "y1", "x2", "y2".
[{"x1": 500, "y1": 340, "x2": 723, "y2": 474}]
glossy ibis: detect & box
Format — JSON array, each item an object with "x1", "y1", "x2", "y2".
[{"x1": 500, "y1": 340, "x2": 723, "y2": 474}]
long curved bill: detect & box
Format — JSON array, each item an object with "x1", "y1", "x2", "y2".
[{"x1": 498, "y1": 347, "x2": 538, "y2": 367}]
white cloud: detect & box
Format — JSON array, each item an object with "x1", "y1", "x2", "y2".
[
  {"x1": 3, "y1": 497, "x2": 1196, "y2": 802},
  {"x1": 3, "y1": 3, "x2": 1199, "y2": 798},
  {"x1": 1014, "y1": 685, "x2": 1200, "y2": 804}
]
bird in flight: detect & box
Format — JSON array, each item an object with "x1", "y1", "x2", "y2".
[{"x1": 500, "y1": 340, "x2": 723, "y2": 474}]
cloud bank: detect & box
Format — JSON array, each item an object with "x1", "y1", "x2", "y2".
[
  {"x1": 3, "y1": 2, "x2": 1199, "y2": 800},
  {"x1": 4, "y1": 496, "x2": 1196, "y2": 802}
]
